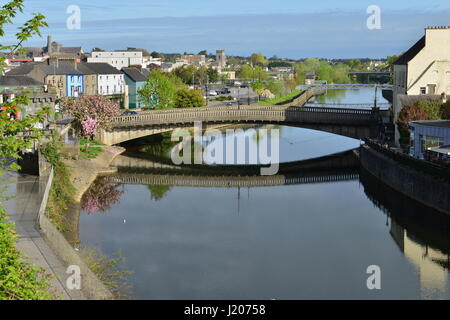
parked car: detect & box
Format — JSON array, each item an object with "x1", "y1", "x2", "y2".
[
  {"x1": 121, "y1": 111, "x2": 138, "y2": 116},
  {"x1": 208, "y1": 90, "x2": 218, "y2": 96},
  {"x1": 217, "y1": 88, "x2": 231, "y2": 95}
]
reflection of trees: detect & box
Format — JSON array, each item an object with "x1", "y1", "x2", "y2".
[
  {"x1": 147, "y1": 185, "x2": 171, "y2": 201},
  {"x1": 81, "y1": 177, "x2": 124, "y2": 214}
]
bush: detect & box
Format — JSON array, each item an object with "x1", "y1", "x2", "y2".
[
  {"x1": 40, "y1": 137, "x2": 76, "y2": 231},
  {"x1": 0, "y1": 210, "x2": 54, "y2": 300},
  {"x1": 174, "y1": 88, "x2": 205, "y2": 108}
]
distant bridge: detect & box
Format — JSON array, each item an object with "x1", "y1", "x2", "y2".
[
  {"x1": 298, "y1": 84, "x2": 393, "y2": 91},
  {"x1": 305, "y1": 102, "x2": 391, "y2": 110},
  {"x1": 104, "y1": 150, "x2": 360, "y2": 188}
]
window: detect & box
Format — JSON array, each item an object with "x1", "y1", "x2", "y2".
[
  {"x1": 420, "y1": 87, "x2": 426, "y2": 95},
  {"x1": 420, "y1": 135, "x2": 444, "y2": 155}
]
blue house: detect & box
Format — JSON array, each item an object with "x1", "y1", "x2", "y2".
[
  {"x1": 122, "y1": 68, "x2": 149, "y2": 109},
  {"x1": 66, "y1": 74, "x2": 84, "y2": 97}
]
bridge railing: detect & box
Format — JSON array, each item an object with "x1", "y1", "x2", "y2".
[{"x1": 110, "y1": 105, "x2": 379, "y2": 128}]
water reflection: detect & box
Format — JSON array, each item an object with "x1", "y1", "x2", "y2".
[
  {"x1": 76, "y1": 153, "x2": 450, "y2": 299},
  {"x1": 360, "y1": 169, "x2": 450, "y2": 299}
]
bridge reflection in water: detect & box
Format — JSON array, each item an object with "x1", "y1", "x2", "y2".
[{"x1": 73, "y1": 150, "x2": 449, "y2": 299}]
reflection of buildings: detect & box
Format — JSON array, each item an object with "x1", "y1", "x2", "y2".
[
  {"x1": 360, "y1": 169, "x2": 450, "y2": 299},
  {"x1": 390, "y1": 219, "x2": 449, "y2": 299}
]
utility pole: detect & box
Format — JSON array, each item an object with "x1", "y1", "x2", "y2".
[
  {"x1": 374, "y1": 84, "x2": 378, "y2": 109},
  {"x1": 237, "y1": 86, "x2": 240, "y2": 109}
]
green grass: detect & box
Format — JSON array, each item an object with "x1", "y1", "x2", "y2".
[
  {"x1": 80, "y1": 146, "x2": 103, "y2": 160},
  {"x1": 79, "y1": 139, "x2": 105, "y2": 160},
  {"x1": 256, "y1": 90, "x2": 301, "y2": 106},
  {"x1": 80, "y1": 139, "x2": 105, "y2": 146}
]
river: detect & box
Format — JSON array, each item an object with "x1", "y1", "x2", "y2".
[{"x1": 76, "y1": 87, "x2": 450, "y2": 299}]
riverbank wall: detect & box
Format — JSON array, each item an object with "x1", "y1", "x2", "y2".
[
  {"x1": 360, "y1": 142, "x2": 450, "y2": 215},
  {"x1": 36, "y1": 146, "x2": 125, "y2": 299}
]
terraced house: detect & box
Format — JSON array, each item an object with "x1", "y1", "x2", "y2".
[{"x1": 5, "y1": 58, "x2": 124, "y2": 100}]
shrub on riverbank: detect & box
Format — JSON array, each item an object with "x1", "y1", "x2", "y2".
[
  {"x1": 79, "y1": 247, "x2": 132, "y2": 299},
  {"x1": 0, "y1": 210, "x2": 55, "y2": 300},
  {"x1": 40, "y1": 137, "x2": 76, "y2": 231}
]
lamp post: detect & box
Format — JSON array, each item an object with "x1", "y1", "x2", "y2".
[{"x1": 237, "y1": 86, "x2": 240, "y2": 109}]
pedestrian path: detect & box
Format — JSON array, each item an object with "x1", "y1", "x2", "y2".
[{"x1": 1, "y1": 171, "x2": 85, "y2": 300}]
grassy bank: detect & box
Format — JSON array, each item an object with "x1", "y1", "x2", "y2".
[{"x1": 256, "y1": 89, "x2": 301, "y2": 106}]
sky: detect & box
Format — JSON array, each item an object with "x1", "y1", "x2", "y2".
[{"x1": 3, "y1": 0, "x2": 450, "y2": 59}]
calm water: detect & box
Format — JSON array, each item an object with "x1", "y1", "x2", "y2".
[{"x1": 78, "y1": 89, "x2": 450, "y2": 299}]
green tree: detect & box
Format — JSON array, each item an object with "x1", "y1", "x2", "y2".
[
  {"x1": 207, "y1": 67, "x2": 219, "y2": 83},
  {"x1": 0, "y1": 0, "x2": 55, "y2": 300},
  {"x1": 138, "y1": 70, "x2": 177, "y2": 109},
  {"x1": 250, "y1": 53, "x2": 268, "y2": 67},
  {"x1": 174, "y1": 88, "x2": 205, "y2": 108},
  {"x1": 172, "y1": 65, "x2": 197, "y2": 85}
]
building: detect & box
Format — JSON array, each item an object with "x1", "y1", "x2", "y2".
[
  {"x1": 22, "y1": 35, "x2": 83, "y2": 61},
  {"x1": 122, "y1": 67, "x2": 149, "y2": 109},
  {"x1": 393, "y1": 27, "x2": 450, "y2": 119},
  {"x1": 5, "y1": 58, "x2": 125, "y2": 100},
  {"x1": 409, "y1": 120, "x2": 450, "y2": 159},
  {"x1": 0, "y1": 75, "x2": 57, "y2": 120},
  {"x1": 84, "y1": 63, "x2": 125, "y2": 96},
  {"x1": 180, "y1": 54, "x2": 206, "y2": 66},
  {"x1": 88, "y1": 51, "x2": 144, "y2": 69},
  {"x1": 305, "y1": 72, "x2": 316, "y2": 85},
  {"x1": 216, "y1": 50, "x2": 226, "y2": 70}
]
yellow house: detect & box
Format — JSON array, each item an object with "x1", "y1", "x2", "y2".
[{"x1": 393, "y1": 26, "x2": 450, "y2": 119}]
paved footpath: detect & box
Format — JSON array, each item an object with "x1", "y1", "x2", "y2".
[{"x1": 1, "y1": 170, "x2": 85, "y2": 300}]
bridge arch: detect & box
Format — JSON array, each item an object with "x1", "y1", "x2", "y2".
[{"x1": 97, "y1": 105, "x2": 386, "y2": 145}]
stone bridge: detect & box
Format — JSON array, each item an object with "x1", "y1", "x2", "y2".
[
  {"x1": 97, "y1": 105, "x2": 387, "y2": 145},
  {"x1": 103, "y1": 150, "x2": 360, "y2": 188}
]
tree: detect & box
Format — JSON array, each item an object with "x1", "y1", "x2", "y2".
[
  {"x1": 250, "y1": 53, "x2": 268, "y2": 67},
  {"x1": 60, "y1": 95, "x2": 121, "y2": 138},
  {"x1": 207, "y1": 67, "x2": 219, "y2": 83},
  {"x1": 138, "y1": 70, "x2": 177, "y2": 109},
  {"x1": 0, "y1": 0, "x2": 55, "y2": 300},
  {"x1": 174, "y1": 88, "x2": 205, "y2": 108},
  {"x1": 198, "y1": 50, "x2": 208, "y2": 56},
  {"x1": 172, "y1": 65, "x2": 197, "y2": 85},
  {"x1": 397, "y1": 105, "x2": 429, "y2": 146}
]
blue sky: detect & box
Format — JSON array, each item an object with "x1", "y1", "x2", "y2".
[{"x1": 4, "y1": 0, "x2": 450, "y2": 58}]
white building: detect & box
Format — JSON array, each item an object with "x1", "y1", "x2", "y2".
[
  {"x1": 87, "y1": 51, "x2": 144, "y2": 70},
  {"x1": 393, "y1": 26, "x2": 450, "y2": 119},
  {"x1": 143, "y1": 56, "x2": 162, "y2": 67},
  {"x1": 85, "y1": 63, "x2": 125, "y2": 95}
]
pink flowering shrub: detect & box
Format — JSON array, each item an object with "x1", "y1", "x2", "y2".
[
  {"x1": 81, "y1": 117, "x2": 98, "y2": 138},
  {"x1": 60, "y1": 95, "x2": 120, "y2": 138}
]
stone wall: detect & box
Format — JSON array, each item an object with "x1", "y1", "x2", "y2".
[{"x1": 360, "y1": 144, "x2": 450, "y2": 215}]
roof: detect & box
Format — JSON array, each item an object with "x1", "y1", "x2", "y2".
[
  {"x1": 411, "y1": 120, "x2": 450, "y2": 128},
  {"x1": 0, "y1": 75, "x2": 43, "y2": 86},
  {"x1": 122, "y1": 67, "x2": 147, "y2": 82},
  {"x1": 83, "y1": 63, "x2": 122, "y2": 75},
  {"x1": 393, "y1": 36, "x2": 425, "y2": 65},
  {"x1": 428, "y1": 145, "x2": 450, "y2": 155},
  {"x1": 6, "y1": 61, "x2": 83, "y2": 76}
]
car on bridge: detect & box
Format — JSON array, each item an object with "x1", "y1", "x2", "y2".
[{"x1": 121, "y1": 111, "x2": 139, "y2": 116}]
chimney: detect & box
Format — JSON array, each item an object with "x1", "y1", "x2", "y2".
[{"x1": 47, "y1": 35, "x2": 52, "y2": 54}]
